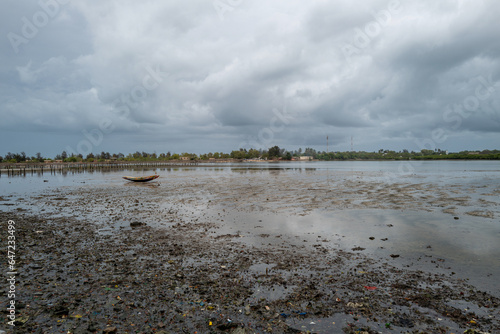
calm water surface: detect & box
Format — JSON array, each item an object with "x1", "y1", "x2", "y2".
[{"x1": 1, "y1": 160, "x2": 499, "y2": 295}]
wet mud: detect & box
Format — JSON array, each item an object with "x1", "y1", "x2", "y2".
[{"x1": 1, "y1": 168, "x2": 499, "y2": 333}]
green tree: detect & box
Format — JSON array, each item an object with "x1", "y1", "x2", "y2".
[
  {"x1": 230, "y1": 150, "x2": 245, "y2": 159},
  {"x1": 35, "y1": 152, "x2": 43, "y2": 162},
  {"x1": 268, "y1": 146, "x2": 281, "y2": 158},
  {"x1": 247, "y1": 148, "x2": 260, "y2": 159},
  {"x1": 304, "y1": 147, "x2": 316, "y2": 158}
]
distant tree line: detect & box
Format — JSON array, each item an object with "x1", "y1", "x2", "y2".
[
  {"x1": 312, "y1": 149, "x2": 500, "y2": 160},
  {"x1": 1, "y1": 147, "x2": 499, "y2": 163}
]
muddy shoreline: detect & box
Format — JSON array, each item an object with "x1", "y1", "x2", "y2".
[
  {"x1": 1, "y1": 167, "x2": 499, "y2": 333},
  {"x1": 1, "y1": 208, "x2": 499, "y2": 333}
]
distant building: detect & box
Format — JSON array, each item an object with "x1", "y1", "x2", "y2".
[
  {"x1": 54, "y1": 160, "x2": 63, "y2": 163},
  {"x1": 180, "y1": 156, "x2": 190, "y2": 160},
  {"x1": 299, "y1": 156, "x2": 313, "y2": 161}
]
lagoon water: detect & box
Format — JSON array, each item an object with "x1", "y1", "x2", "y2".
[
  {"x1": 2, "y1": 160, "x2": 499, "y2": 194},
  {"x1": 1, "y1": 160, "x2": 499, "y2": 295}
]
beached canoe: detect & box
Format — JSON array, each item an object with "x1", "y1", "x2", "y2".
[{"x1": 122, "y1": 175, "x2": 159, "y2": 182}]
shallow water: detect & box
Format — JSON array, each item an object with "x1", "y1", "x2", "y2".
[
  {"x1": 210, "y1": 208, "x2": 500, "y2": 292},
  {"x1": 1, "y1": 161, "x2": 499, "y2": 296}
]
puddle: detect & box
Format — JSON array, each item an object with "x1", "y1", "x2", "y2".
[{"x1": 251, "y1": 283, "x2": 293, "y2": 302}]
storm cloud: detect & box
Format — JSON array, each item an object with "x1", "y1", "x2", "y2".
[{"x1": 1, "y1": 0, "x2": 499, "y2": 156}]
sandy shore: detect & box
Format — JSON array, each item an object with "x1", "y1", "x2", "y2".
[{"x1": 1, "y1": 168, "x2": 499, "y2": 333}]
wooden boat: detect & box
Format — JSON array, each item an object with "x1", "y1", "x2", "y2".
[{"x1": 122, "y1": 175, "x2": 159, "y2": 182}]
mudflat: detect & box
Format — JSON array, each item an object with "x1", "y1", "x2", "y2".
[{"x1": 1, "y1": 167, "x2": 499, "y2": 333}]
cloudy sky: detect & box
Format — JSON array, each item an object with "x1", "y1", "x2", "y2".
[{"x1": 1, "y1": 0, "x2": 499, "y2": 157}]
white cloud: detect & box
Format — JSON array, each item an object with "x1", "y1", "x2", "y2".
[{"x1": 16, "y1": 61, "x2": 37, "y2": 84}]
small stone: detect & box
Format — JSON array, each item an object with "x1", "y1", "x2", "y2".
[
  {"x1": 87, "y1": 322, "x2": 98, "y2": 332},
  {"x1": 13, "y1": 316, "x2": 29, "y2": 326},
  {"x1": 218, "y1": 323, "x2": 238, "y2": 331},
  {"x1": 232, "y1": 328, "x2": 247, "y2": 334},
  {"x1": 103, "y1": 327, "x2": 117, "y2": 334},
  {"x1": 369, "y1": 237, "x2": 375, "y2": 240},
  {"x1": 52, "y1": 305, "x2": 69, "y2": 316}
]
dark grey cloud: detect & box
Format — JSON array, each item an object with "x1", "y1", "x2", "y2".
[{"x1": 1, "y1": 0, "x2": 499, "y2": 157}]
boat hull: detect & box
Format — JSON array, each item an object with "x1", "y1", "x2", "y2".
[{"x1": 122, "y1": 175, "x2": 159, "y2": 182}]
